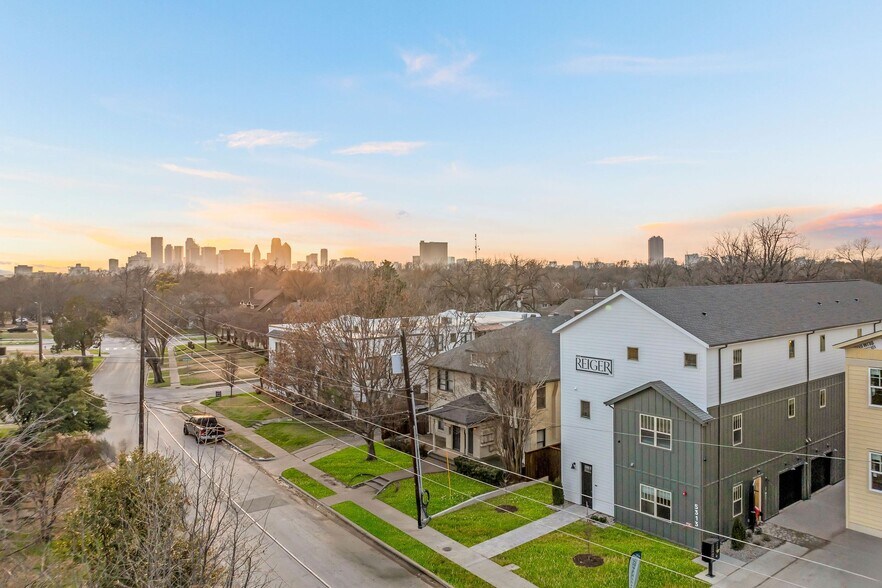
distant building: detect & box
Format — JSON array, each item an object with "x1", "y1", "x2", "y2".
[
  {"x1": 164, "y1": 244, "x2": 173, "y2": 266},
  {"x1": 337, "y1": 257, "x2": 361, "y2": 267},
  {"x1": 108, "y1": 259, "x2": 119, "y2": 273},
  {"x1": 684, "y1": 253, "x2": 700, "y2": 267},
  {"x1": 456, "y1": 258, "x2": 468, "y2": 265},
  {"x1": 173, "y1": 246, "x2": 184, "y2": 265},
  {"x1": 412, "y1": 256, "x2": 420, "y2": 267},
  {"x1": 201, "y1": 247, "x2": 218, "y2": 273},
  {"x1": 252, "y1": 245, "x2": 261, "y2": 268},
  {"x1": 648, "y1": 236, "x2": 664, "y2": 263},
  {"x1": 419, "y1": 241, "x2": 449, "y2": 267},
  {"x1": 217, "y1": 249, "x2": 251, "y2": 273},
  {"x1": 185, "y1": 238, "x2": 201, "y2": 269},
  {"x1": 306, "y1": 253, "x2": 318, "y2": 267},
  {"x1": 548, "y1": 261, "x2": 558, "y2": 268},
  {"x1": 150, "y1": 237, "x2": 164, "y2": 267},
  {"x1": 320, "y1": 248, "x2": 328, "y2": 267},
  {"x1": 448, "y1": 256, "x2": 455, "y2": 265},
  {"x1": 68, "y1": 263, "x2": 90, "y2": 276},
  {"x1": 13, "y1": 265, "x2": 33, "y2": 276},
  {"x1": 572, "y1": 261, "x2": 583, "y2": 269},
  {"x1": 281, "y1": 242, "x2": 292, "y2": 269},
  {"x1": 127, "y1": 251, "x2": 150, "y2": 269}
]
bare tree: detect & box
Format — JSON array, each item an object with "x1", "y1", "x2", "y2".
[
  {"x1": 704, "y1": 215, "x2": 804, "y2": 284},
  {"x1": 223, "y1": 354, "x2": 240, "y2": 397},
  {"x1": 638, "y1": 260, "x2": 677, "y2": 288},
  {"x1": 836, "y1": 237, "x2": 880, "y2": 280}
]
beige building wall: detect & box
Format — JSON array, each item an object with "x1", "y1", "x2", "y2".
[{"x1": 844, "y1": 348, "x2": 882, "y2": 538}]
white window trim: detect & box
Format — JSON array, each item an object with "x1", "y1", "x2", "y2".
[
  {"x1": 820, "y1": 334, "x2": 826, "y2": 352},
  {"x1": 640, "y1": 484, "x2": 673, "y2": 521},
  {"x1": 787, "y1": 397, "x2": 796, "y2": 419},
  {"x1": 819, "y1": 388, "x2": 827, "y2": 409},
  {"x1": 732, "y1": 413, "x2": 743, "y2": 446},
  {"x1": 871, "y1": 452, "x2": 882, "y2": 494},
  {"x1": 639, "y1": 414, "x2": 672, "y2": 451},
  {"x1": 870, "y1": 368, "x2": 882, "y2": 408},
  {"x1": 733, "y1": 484, "x2": 743, "y2": 517},
  {"x1": 733, "y1": 349, "x2": 743, "y2": 380}
]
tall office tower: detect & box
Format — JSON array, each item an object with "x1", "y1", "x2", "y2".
[
  {"x1": 185, "y1": 238, "x2": 201, "y2": 268},
  {"x1": 108, "y1": 259, "x2": 119, "y2": 273},
  {"x1": 252, "y1": 245, "x2": 261, "y2": 268},
  {"x1": 306, "y1": 253, "x2": 318, "y2": 266},
  {"x1": 217, "y1": 249, "x2": 251, "y2": 273},
  {"x1": 173, "y1": 245, "x2": 184, "y2": 265},
  {"x1": 419, "y1": 241, "x2": 449, "y2": 266},
  {"x1": 150, "y1": 237, "x2": 164, "y2": 267},
  {"x1": 281, "y1": 242, "x2": 292, "y2": 269},
  {"x1": 648, "y1": 236, "x2": 664, "y2": 264},
  {"x1": 200, "y1": 247, "x2": 218, "y2": 273},
  {"x1": 320, "y1": 248, "x2": 328, "y2": 267},
  {"x1": 164, "y1": 244, "x2": 173, "y2": 266},
  {"x1": 268, "y1": 237, "x2": 283, "y2": 266}
]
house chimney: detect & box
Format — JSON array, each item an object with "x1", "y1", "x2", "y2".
[
  {"x1": 248, "y1": 287, "x2": 254, "y2": 303},
  {"x1": 595, "y1": 288, "x2": 599, "y2": 296}
]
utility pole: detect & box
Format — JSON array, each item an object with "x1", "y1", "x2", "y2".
[
  {"x1": 395, "y1": 331, "x2": 430, "y2": 528},
  {"x1": 138, "y1": 288, "x2": 146, "y2": 450},
  {"x1": 34, "y1": 301, "x2": 43, "y2": 361}
]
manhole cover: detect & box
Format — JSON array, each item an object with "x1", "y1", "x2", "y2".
[{"x1": 442, "y1": 547, "x2": 452, "y2": 552}]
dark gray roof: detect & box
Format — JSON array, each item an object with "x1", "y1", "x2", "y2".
[
  {"x1": 605, "y1": 381, "x2": 713, "y2": 424},
  {"x1": 548, "y1": 298, "x2": 598, "y2": 318},
  {"x1": 427, "y1": 315, "x2": 567, "y2": 382},
  {"x1": 424, "y1": 393, "x2": 496, "y2": 426},
  {"x1": 624, "y1": 280, "x2": 882, "y2": 346}
]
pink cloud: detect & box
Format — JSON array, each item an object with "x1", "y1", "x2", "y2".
[{"x1": 799, "y1": 204, "x2": 882, "y2": 239}]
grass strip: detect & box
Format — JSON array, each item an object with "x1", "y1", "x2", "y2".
[
  {"x1": 332, "y1": 501, "x2": 492, "y2": 588},
  {"x1": 378, "y1": 471, "x2": 492, "y2": 518},
  {"x1": 312, "y1": 443, "x2": 412, "y2": 486},
  {"x1": 201, "y1": 393, "x2": 288, "y2": 427},
  {"x1": 281, "y1": 468, "x2": 336, "y2": 499},
  {"x1": 256, "y1": 421, "x2": 343, "y2": 453},
  {"x1": 224, "y1": 433, "x2": 273, "y2": 459}
]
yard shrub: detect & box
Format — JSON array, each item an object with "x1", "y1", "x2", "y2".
[
  {"x1": 551, "y1": 477, "x2": 565, "y2": 505},
  {"x1": 731, "y1": 517, "x2": 747, "y2": 551},
  {"x1": 453, "y1": 456, "x2": 504, "y2": 486},
  {"x1": 384, "y1": 434, "x2": 430, "y2": 457}
]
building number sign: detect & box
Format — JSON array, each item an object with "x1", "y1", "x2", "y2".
[{"x1": 575, "y1": 355, "x2": 613, "y2": 376}]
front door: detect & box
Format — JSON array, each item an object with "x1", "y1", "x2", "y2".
[
  {"x1": 581, "y1": 463, "x2": 593, "y2": 508},
  {"x1": 452, "y1": 426, "x2": 461, "y2": 452},
  {"x1": 811, "y1": 453, "x2": 832, "y2": 493},
  {"x1": 467, "y1": 428, "x2": 474, "y2": 455}
]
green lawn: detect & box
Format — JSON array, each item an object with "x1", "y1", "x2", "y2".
[
  {"x1": 0, "y1": 424, "x2": 18, "y2": 439},
  {"x1": 378, "y1": 472, "x2": 492, "y2": 519},
  {"x1": 430, "y1": 482, "x2": 554, "y2": 546},
  {"x1": 201, "y1": 393, "x2": 289, "y2": 427},
  {"x1": 174, "y1": 340, "x2": 222, "y2": 355},
  {"x1": 332, "y1": 501, "x2": 493, "y2": 588},
  {"x1": 255, "y1": 421, "x2": 346, "y2": 452},
  {"x1": 181, "y1": 404, "x2": 202, "y2": 416},
  {"x1": 493, "y1": 521, "x2": 705, "y2": 588},
  {"x1": 281, "y1": 468, "x2": 336, "y2": 499},
  {"x1": 311, "y1": 443, "x2": 413, "y2": 486},
  {"x1": 147, "y1": 368, "x2": 171, "y2": 388},
  {"x1": 224, "y1": 433, "x2": 273, "y2": 459}
]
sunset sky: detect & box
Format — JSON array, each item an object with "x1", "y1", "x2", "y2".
[{"x1": 2, "y1": 3, "x2": 882, "y2": 272}]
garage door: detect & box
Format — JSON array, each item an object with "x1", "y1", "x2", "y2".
[
  {"x1": 779, "y1": 465, "x2": 804, "y2": 511},
  {"x1": 811, "y1": 454, "x2": 832, "y2": 494}
]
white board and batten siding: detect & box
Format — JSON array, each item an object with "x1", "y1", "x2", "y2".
[{"x1": 558, "y1": 295, "x2": 708, "y2": 515}]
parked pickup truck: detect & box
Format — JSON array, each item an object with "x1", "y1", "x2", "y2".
[{"x1": 183, "y1": 415, "x2": 226, "y2": 444}]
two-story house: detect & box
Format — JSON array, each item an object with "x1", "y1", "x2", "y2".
[{"x1": 554, "y1": 280, "x2": 882, "y2": 548}]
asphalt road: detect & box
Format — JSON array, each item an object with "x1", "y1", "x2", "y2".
[{"x1": 93, "y1": 336, "x2": 432, "y2": 588}]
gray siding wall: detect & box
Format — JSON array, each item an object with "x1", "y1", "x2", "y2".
[
  {"x1": 612, "y1": 390, "x2": 704, "y2": 549},
  {"x1": 703, "y1": 372, "x2": 845, "y2": 537}
]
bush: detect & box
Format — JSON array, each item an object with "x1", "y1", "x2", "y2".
[
  {"x1": 384, "y1": 435, "x2": 430, "y2": 458},
  {"x1": 551, "y1": 477, "x2": 565, "y2": 506},
  {"x1": 731, "y1": 517, "x2": 747, "y2": 551},
  {"x1": 453, "y1": 456, "x2": 504, "y2": 486},
  {"x1": 590, "y1": 514, "x2": 608, "y2": 524}
]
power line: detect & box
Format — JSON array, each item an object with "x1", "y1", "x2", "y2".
[{"x1": 145, "y1": 316, "x2": 878, "y2": 586}]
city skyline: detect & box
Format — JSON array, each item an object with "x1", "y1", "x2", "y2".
[{"x1": 3, "y1": 4, "x2": 882, "y2": 272}]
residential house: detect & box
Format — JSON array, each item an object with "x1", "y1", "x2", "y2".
[{"x1": 554, "y1": 280, "x2": 882, "y2": 549}]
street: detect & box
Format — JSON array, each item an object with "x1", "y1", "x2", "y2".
[{"x1": 93, "y1": 336, "x2": 432, "y2": 588}]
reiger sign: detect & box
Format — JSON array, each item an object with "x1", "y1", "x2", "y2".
[{"x1": 576, "y1": 355, "x2": 613, "y2": 376}]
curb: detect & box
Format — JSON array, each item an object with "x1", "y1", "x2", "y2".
[{"x1": 277, "y1": 474, "x2": 452, "y2": 588}]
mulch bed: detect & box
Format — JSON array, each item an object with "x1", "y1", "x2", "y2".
[
  {"x1": 495, "y1": 504, "x2": 519, "y2": 513},
  {"x1": 573, "y1": 553, "x2": 604, "y2": 567}
]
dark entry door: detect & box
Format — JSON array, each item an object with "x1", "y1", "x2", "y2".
[
  {"x1": 811, "y1": 454, "x2": 832, "y2": 493},
  {"x1": 467, "y1": 428, "x2": 474, "y2": 455},
  {"x1": 451, "y1": 426, "x2": 461, "y2": 452},
  {"x1": 581, "y1": 463, "x2": 593, "y2": 508},
  {"x1": 779, "y1": 465, "x2": 803, "y2": 510}
]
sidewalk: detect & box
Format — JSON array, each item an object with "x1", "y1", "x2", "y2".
[
  {"x1": 167, "y1": 347, "x2": 182, "y2": 387},
  {"x1": 472, "y1": 504, "x2": 586, "y2": 559}
]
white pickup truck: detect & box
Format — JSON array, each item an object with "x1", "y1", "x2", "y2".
[{"x1": 183, "y1": 415, "x2": 226, "y2": 444}]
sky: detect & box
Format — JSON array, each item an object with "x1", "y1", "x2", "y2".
[{"x1": 2, "y1": 2, "x2": 882, "y2": 272}]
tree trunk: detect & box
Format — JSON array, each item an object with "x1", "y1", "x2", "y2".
[
  {"x1": 147, "y1": 358, "x2": 164, "y2": 383},
  {"x1": 365, "y1": 437, "x2": 377, "y2": 461}
]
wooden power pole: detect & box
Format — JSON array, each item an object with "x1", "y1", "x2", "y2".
[
  {"x1": 396, "y1": 331, "x2": 430, "y2": 528},
  {"x1": 138, "y1": 289, "x2": 146, "y2": 450}
]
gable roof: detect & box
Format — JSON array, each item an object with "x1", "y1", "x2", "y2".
[
  {"x1": 424, "y1": 393, "x2": 497, "y2": 426},
  {"x1": 605, "y1": 380, "x2": 714, "y2": 424},
  {"x1": 834, "y1": 329, "x2": 882, "y2": 350},
  {"x1": 548, "y1": 298, "x2": 598, "y2": 318},
  {"x1": 558, "y1": 280, "x2": 882, "y2": 347},
  {"x1": 427, "y1": 315, "x2": 567, "y2": 382}
]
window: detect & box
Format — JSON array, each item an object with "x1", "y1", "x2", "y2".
[
  {"x1": 733, "y1": 349, "x2": 742, "y2": 379},
  {"x1": 733, "y1": 484, "x2": 743, "y2": 517},
  {"x1": 580, "y1": 400, "x2": 591, "y2": 419},
  {"x1": 480, "y1": 428, "x2": 495, "y2": 445},
  {"x1": 470, "y1": 374, "x2": 477, "y2": 391},
  {"x1": 819, "y1": 388, "x2": 827, "y2": 409},
  {"x1": 536, "y1": 385, "x2": 547, "y2": 410},
  {"x1": 684, "y1": 353, "x2": 698, "y2": 368},
  {"x1": 437, "y1": 369, "x2": 452, "y2": 392},
  {"x1": 449, "y1": 333, "x2": 457, "y2": 345},
  {"x1": 732, "y1": 413, "x2": 743, "y2": 446},
  {"x1": 639, "y1": 414, "x2": 672, "y2": 450},
  {"x1": 536, "y1": 428, "x2": 546, "y2": 448},
  {"x1": 480, "y1": 378, "x2": 487, "y2": 392},
  {"x1": 627, "y1": 347, "x2": 639, "y2": 361},
  {"x1": 820, "y1": 335, "x2": 826, "y2": 352},
  {"x1": 436, "y1": 419, "x2": 445, "y2": 432},
  {"x1": 871, "y1": 369, "x2": 882, "y2": 407},
  {"x1": 859, "y1": 328, "x2": 864, "y2": 337},
  {"x1": 788, "y1": 397, "x2": 796, "y2": 419},
  {"x1": 871, "y1": 452, "x2": 882, "y2": 493},
  {"x1": 788, "y1": 339, "x2": 795, "y2": 359},
  {"x1": 640, "y1": 484, "x2": 672, "y2": 521}
]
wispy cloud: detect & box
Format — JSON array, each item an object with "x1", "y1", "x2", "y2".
[
  {"x1": 222, "y1": 129, "x2": 318, "y2": 149},
  {"x1": 325, "y1": 192, "x2": 367, "y2": 203},
  {"x1": 800, "y1": 205, "x2": 882, "y2": 239},
  {"x1": 335, "y1": 141, "x2": 426, "y2": 156},
  {"x1": 559, "y1": 54, "x2": 738, "y2": 75},
  {"x1": 591, "y1": 155, "x2": 664, "y2": 165},
  {"x1": 400, "y1": 49, "x2": 492, "y2": 95},
  {"x1": 161, "y1": 163, "x2": 246, "y2": 182}
]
